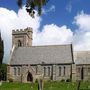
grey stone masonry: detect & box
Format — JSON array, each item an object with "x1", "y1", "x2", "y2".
[
  {"x1": 72, "y1": 64, "x2": 76, "y2": 81},
  {"x1": 52, "y1": 65, "x2": 56, "y2": 81},
  {"x1": 10, "y1": 44, "x2": 73, "y2": 65},
  {"x1": 12, "y1": 27, "x2": 33, "y2": 47}
]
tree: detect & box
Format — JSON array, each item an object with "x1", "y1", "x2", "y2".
[
  {"x1": 0, "y1": 64, "x2": 7, "y2": 81},
  {"x1": 17, "y1": 0, "x2": 49, "y2": 17},
  {"x1": 0, "y1": 32, "x2": 6, "y2": 81},
  {"x1": 0, "y1": 32, "x2": 4, "y2": 65}
]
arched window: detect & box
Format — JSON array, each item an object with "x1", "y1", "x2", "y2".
[
  {"x1": 44, "y1": 67, "x2": 46, "y2": 76},
  {"x1": 18, "y1": 40, "x2": 22, "y2": 47},
  {"x1": 18, "y1": 67, "x2": 20, "y2": 75},
  {"x1": 14, "y1": 67, "x2": 16, "y2": 75},
  {"x1": 59, "y1": 66, "x2": 61, "y2": 76},
  {"x1": 64, "y1": 66, "x2": 65, "y2": 76},
  {"x1": 48, "y1": 67, "x2": 50, "y2": 76},
  {"x1": 88, "y1": 67, "x2": 90, "y2": 73}
]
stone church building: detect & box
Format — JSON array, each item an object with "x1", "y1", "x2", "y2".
[{"x1": 7, "y1": 27, "x2": 90, "y2": 82}]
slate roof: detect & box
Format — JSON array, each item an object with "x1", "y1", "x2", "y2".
[
  {"x1": 10, "y1": 44, "x2": 73, "y2": 65},
  {"x1": 75, "y1": 51, "x2": 90, "y2": 64}
]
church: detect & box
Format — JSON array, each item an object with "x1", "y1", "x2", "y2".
[{"x1": 7, "y1": 27, "x2": 90, "y2": 82}]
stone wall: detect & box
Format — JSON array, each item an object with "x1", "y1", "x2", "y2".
[
  {"x1": 8, "y1": 64, "x2": 72, "y2": 82},
  {"x1": 76, "y1": 65, "x2": 90, "y2": 81},
  {"x1": 12, "y1": 27, "x2": 33, "y2": 47}
]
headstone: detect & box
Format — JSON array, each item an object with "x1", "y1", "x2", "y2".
[{"x1": 0, "y1": 81, "x2": 2, "y2": 86}]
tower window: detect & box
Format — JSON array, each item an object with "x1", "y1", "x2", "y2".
[{"x1": 18, "y1": 40, "x2": 22, "y2": 47}]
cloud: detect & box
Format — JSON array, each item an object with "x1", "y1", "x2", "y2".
[
  {"x1": 73, "y1": 11, "x2": 90, "y2": 51},
  {"x1": 42, "y1": 5, "x2": 55, "y2": 14},
  {"x1": 33, "y1": 24, "x2": 73, "y2": 45},
  {"x1": 74, "y1": 11, "x2": 90, "y2": 31},
  {"x1": 0, "y1": 6, "x2": 90, "y2": 63},
  {"x1": 0, "y1": 6, "x2": 73, "y2": 64},
  {"x1": 49, "y1": 5, "x2": 55, "y2": 12},
  {"x1": 66, "y1": 1, "x2": 72, "y2": 13},
  {"x1": 0, "y1": 7, "x2": 41, "y2": 63}
]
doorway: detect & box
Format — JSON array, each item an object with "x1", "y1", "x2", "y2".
[{"x1": 27, "y1": 72, "x2": 33, "y2": 82}]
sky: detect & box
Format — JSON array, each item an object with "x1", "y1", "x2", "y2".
[{"x1": 0, "y1": 0, "x2": 90, "y2": 63}]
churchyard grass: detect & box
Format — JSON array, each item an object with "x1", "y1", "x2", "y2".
[
  {"x1": 0, "y1": 81, "x2": 90, "y2": 90},
  {"x1": 0, "y1": 82, "x2": 38, "y2": 90}
]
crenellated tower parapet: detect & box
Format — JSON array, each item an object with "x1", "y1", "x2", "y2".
[{"x1": 12, "y1": 27, "x2": 33, "y2": 48}]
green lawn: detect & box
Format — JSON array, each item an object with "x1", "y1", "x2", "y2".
[
  {"x1": 0, "y1": 81, "x2": 90, "y2": 90},
  {"x1": 0, "y1": 82, "x2": 38, "y2": 90}
]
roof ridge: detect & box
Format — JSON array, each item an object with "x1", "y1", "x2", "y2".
[{"x1": 18, "y1": 44, "x2": 72, "y2": 48}]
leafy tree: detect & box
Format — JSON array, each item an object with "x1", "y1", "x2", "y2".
[
  {"x1": 0, "y1": 32, "x2": 4, "y2": 65},
  {"x1": 0, "y1": 64, "x2": 7, "y2": 81},
  {"x1": 17, "y1": 0, "x2": 49, "y2": 17},
  {"x1": 0, "y1": 32, "x2": 6, "y2": 81}
]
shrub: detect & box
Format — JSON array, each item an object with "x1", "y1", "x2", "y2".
[
  {"x1": 8, "y1": 78, "x2": 13, "y2": 82},
  {"x1": 35, "y1": 79, "x2": 38, "y2": 83},
  {"x1": 66, "y1": 79, "x2": 71, "y2": 82},
  {"x1": 61, "y1": 79, "x2": 65, "y2": 82}
]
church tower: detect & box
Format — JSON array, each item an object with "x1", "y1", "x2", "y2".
[{"x1": 12, "y1": 27, "x2": 33, "y2": 47}]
